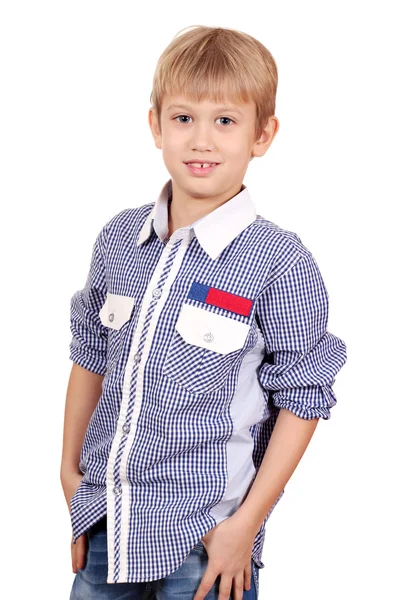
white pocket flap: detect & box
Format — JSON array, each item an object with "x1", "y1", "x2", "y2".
[
  {"x1": 99, "y1": 292, "x2": 136, "y2": 330},
  {"x1": 176, "y1": 303, "x2": 250, "y2": 355}
]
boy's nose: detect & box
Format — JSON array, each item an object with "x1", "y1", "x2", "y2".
[{"x1": 190, "y1": 126, "x2": 216, "y2": 148}]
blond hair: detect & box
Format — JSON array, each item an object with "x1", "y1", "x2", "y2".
[{"x1": 150, "y1": 25, "x2": 278, "y2": 142}]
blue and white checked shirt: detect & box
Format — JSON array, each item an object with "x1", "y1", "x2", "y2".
[{"x1": 69, "y1": 179, "x2": 347, "y2": 584}]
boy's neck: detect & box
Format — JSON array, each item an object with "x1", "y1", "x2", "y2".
[{"x1": 167, "y1": 179, "x2": 244, "y2": 238}]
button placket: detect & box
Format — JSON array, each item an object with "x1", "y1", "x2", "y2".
[{"x1": 108, "y1": 231, "x2": 193, "y2": 581}]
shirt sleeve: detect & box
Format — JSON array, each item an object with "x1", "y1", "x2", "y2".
[
  {"x1": 69, "y1": 225, "x2": 109, "y2": 375},
  {"x1": 255, "y1": 252, "x2": 347, "y2": 420}
]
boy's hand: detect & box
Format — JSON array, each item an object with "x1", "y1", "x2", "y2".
[
  {"x1": 194, "y1": 512, "x2": 256, "y2": 600},
  {"x1": 71, "y1": 530, "x2": 87, "y2": 574},
  {"x1": 60, "y1": 470, "x2": 87, "y2": 573}
]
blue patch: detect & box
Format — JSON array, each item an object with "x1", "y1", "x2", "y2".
[{"x1": 188, "y1": 281, "x2": 209, "y2": 302}]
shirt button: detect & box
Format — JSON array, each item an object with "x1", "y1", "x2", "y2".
[
  {"x1": 113, "y1": 485, "x2": 122, "y2": 496},
  {"x1": 109, "y1": 313, "x2": 115, "y2": 322},
  {"x1": 203, "y1": 332, "x2": 214, "y2": 343},
  {"x1": 152, "y1": 288, "x2": 162, "y2": 299},
  {"x1": 122, "y1": 422, "x2": 130, "y2": 434},
  {"x1": 134, "y1": 353, "x2": 141, "y2": 363}
]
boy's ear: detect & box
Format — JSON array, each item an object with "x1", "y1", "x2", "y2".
[
  {"x1": 148, "y1": 107, "x2": 162, "y2": 149},
  {"x1": 251, "y1": 116, "x2": 280, "y2": 159}
]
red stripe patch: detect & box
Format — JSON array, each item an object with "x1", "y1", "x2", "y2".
[{"x1": 205, "y1": 287, "x2": 253, "y2": 317}]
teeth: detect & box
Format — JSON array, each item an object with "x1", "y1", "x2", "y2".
[{"x1": 188, "y1": 163, "x2": 215, "y2": 168}]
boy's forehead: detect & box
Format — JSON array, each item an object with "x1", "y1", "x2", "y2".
[{"x1": 163, "y1": 94, "x2": 252, "y2": 114}]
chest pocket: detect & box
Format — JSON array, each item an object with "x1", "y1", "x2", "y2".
[
  {"x1": 99, "y1": 292, "x2": 136, "y2": 372},
  {"x1": 162, "y1": 303, "x2": 251, "y2": 394}
]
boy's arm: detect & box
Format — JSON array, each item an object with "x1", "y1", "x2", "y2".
[
  {"x1": 60, "y1": 225, "x2": 109, "y2": 508},
  {"x1": 236, "y1": 251, "x2": 347, "y2": 532},
  {"x1": 235, "y1": 408, "x2": 319, "y2": 534},
  {"x1": 60, "y1": 364, "x2": 104, "y2": 481},
  {"x1": 60, "y1": 365, "x2": 104, "y2": 515}
]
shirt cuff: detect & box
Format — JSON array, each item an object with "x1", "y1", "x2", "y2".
[{"x1": 69, "y1": 344, "x2": 107, "y2": 376}]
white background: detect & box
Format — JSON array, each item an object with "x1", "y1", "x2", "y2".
[{"x1": 1, "y1": 1, "x2": 398, "y2": 598}]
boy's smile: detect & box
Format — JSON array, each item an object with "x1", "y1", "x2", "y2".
[
  {"x1": 184, "y1": 162, "x2": 220, "y2": 176},
  {"x1": 148, "y1": 92, "x2": 279, "y2": 234}
]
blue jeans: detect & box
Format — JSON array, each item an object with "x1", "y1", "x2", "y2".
[{"x1": 70, "y1": 516, "x2": 260, "y2": 599}]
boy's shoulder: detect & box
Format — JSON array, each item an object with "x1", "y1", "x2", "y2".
[
  {"x1": 251, "y1": 214, "x2": 319, "y2": 288},
  {"x1": 253, "y1": 213, "x2": 313, "y2": 259},
  {"x1": 103, "y1": 202, "x2": 154, "y2": 235}
]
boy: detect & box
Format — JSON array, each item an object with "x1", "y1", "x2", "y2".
[{"x1": 61, "y1": 25, "x2": 347, "y2": 600}]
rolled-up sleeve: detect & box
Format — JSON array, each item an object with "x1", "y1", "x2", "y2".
[
  {"x1": 69, "y1": 226, "x2": 109, "y2": 375},
  {"x1": 256, "y1": 252, "x2": 347, "y2": 420}
]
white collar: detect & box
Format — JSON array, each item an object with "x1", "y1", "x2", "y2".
[{"x1": 137, "y1": 179, "x2": 257, "y2": 260}]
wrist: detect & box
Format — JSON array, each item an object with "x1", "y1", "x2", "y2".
[{"x1": 232, "y1": 505, "x2": 263, "y2": 538}]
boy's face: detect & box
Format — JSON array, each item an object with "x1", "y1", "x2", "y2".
[{"x1": 149, "y1": 93, "x2": 278, "y2": 203}]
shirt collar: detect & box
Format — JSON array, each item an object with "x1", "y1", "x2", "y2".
[{"x1": 136, "y1": 179, "x2": 257, "y2": 260}]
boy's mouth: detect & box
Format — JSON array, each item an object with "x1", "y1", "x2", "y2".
[
  {"x1": 184, "y1": 162, "x2": 219, "y2": 168},
  {"x1": 184, "y1": 161, "x2": 220, "y2": 175}
]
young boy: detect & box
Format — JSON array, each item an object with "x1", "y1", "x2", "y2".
[{"x1": 61, "y1": 25, "x2": 347, "y2": 600}]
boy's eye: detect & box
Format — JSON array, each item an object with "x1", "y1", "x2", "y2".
[{"x1": 174, "y1": 115, "x2": 235, "y2": 126}]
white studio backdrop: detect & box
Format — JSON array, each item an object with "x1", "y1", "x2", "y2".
[{"x1": 0, "y1": 1, "x2": 398, "y2": 598}]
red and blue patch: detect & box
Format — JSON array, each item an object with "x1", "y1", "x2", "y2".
[{"x1": 188, "y1": 281, "x2": 253, "y2": 317}]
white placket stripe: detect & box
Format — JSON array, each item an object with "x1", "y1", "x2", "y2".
[{"x1": 107, "y1": 234, "x2": 192, "y2": 583}]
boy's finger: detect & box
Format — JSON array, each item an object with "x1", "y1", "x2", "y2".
[
  {"x1": 193, "y1": 564, "x2": 219, "y2": 600},
  {"x1": 75, "y1": 534, "x2": 87, "y2": 571},
  {"x1": 244, "y1": 562, "x2": 252, "y2": 590},
  {"x1": 71, "y1": 533, "x2": 86, "y2": 573}
]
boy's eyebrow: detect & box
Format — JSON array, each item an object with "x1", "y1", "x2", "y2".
[{"x1": 166, "y1": 103, "x2": 244, "y2": 116}]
